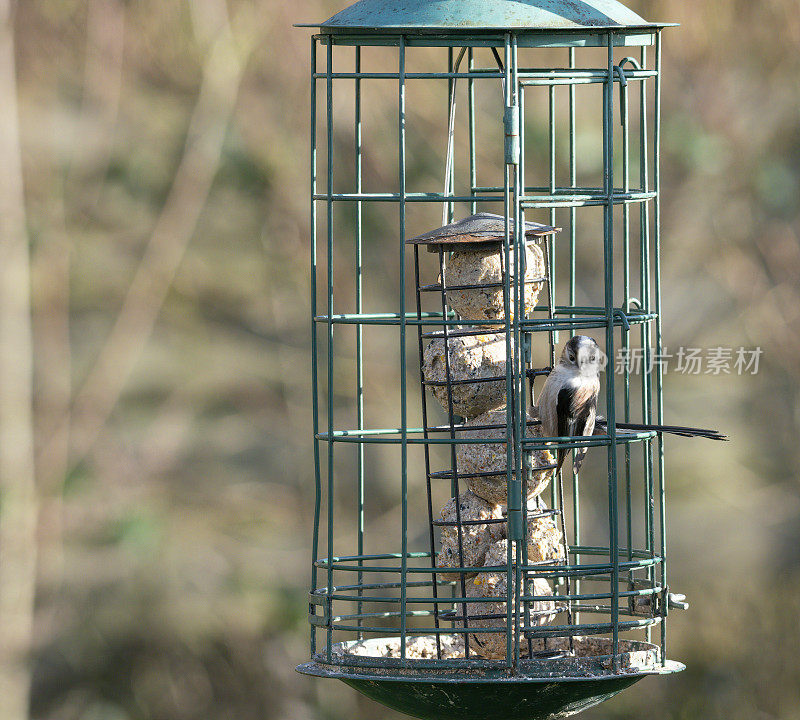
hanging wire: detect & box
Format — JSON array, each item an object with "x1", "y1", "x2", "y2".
[{"x1": 442, "y1": 48, "x2": 506, "y2": 225}]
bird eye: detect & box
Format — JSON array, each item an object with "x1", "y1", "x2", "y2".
[
  {"x1": 590, "y1": 355, "x2": 596, "y2": 362},
  {"x1": 568, "y1": 353, "x2": 575, "y2": 362}
]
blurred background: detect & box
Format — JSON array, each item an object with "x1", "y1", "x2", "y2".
[{"x1": 0, "y1": 0, "x2": 798, "y2": 719}]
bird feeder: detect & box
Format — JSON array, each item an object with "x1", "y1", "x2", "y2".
[{"x1": 295, "y1": 2, "x2": 684, "y2": 718}]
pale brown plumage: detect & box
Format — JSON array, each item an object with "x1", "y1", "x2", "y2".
[{"x1": 537, "y1": 336, "x2": 602, "y2": 474}]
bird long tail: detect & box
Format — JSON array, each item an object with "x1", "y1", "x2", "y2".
[{"x1": 595, "y1": 418, "x2": 728, "y2": 441}]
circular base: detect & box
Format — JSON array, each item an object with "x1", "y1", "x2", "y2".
[{"x1": 296, "y1": 636, "x2": 684, "y2": 720}]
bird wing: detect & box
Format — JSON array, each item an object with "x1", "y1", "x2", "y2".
[
  {"x1": 555, "y1": 384, "x2": 597, "y2": 472},
  {"x1": 572, "y1": 403, "x2": 596, "y2": 473},
  {"x1": 537, "y1": 372, "x2": 559, "y2": 439}
]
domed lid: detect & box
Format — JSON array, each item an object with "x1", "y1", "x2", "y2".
[
  {"x1": 305, "y1": 0, "x2": 670, "y2": 31},
  {"x1": 406, "y1": 213, "x2": 557, "y2": 250}
]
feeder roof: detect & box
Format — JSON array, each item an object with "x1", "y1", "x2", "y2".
[
  {"x1": 306, "y1": 0, "x2": 671, "y2": 32},
  {"x1": 406, "y1": 212, "x2": 557, "y2": 248}
]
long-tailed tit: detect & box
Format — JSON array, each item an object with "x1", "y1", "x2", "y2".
[
  {"x1": 538, "y1": 335, "x2": 603, "y2": 474},
  {"x1": 538, "y1": 336, "x2": 727, "y2": 475}
]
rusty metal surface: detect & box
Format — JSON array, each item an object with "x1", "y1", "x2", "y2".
[
  {"x1": 406, "y1": 212, "x2": 558, "y2": 247},
  {"x1": 314, "y1": 0, "x2": 664, "y2": 31}
]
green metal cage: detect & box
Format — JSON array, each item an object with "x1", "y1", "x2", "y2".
[{"x1": 296, "y1": 1, "x2": 684, "y2": 717}]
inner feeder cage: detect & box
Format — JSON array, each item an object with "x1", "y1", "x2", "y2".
[{"x1": 295, "y1": 2, "x2": 690, "y2": 718}]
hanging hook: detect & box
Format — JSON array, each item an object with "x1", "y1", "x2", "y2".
[
  {"x1": 612, "y1": 65, "x2": 628, "y2": 128},
  {"x1": 625, "y1": 297, "x2": 643, "y2": 313},
  {"x1": 442, "y1": 47, "x2": 508, "y2": 224},
  {"x1": 613, "y1": 307, "x2": 631, "y2": 332},
  {"x1": 615, "y1": 57, "x2": 642, "y2": 129},
  {"x1": 618, "y1": 56, "x2": 642, "y2": 71}
]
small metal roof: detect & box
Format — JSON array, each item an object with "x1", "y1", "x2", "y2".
[
  {"x1": 310, "y1": 0, "x2": 666, "y2": 31},
  {"x1": 406, "y1": 212, "x2": 558, "y2": 249}
]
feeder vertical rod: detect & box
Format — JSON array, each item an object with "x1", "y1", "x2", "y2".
[
  {"x1": 603, "y1": 31, "x2": 620, "y2": 669},
  {"x1": 502, "y1": 32, "x2": 516, "y2": 669},
  {"x1": 621, "y1": 63, "x2": 633, "y2": 589},
  {"x1": 640, "y1": 46, "x2": 652, "y2": 426},
  {"x1": 447, "y1": 47, "x2": 456, "y2": 224},
  {"x1": 545, "y1": 78, "x2": 557, "y2": 516},
  {"x1": 568, "y1": 46, "x2": 581, "y2": 625},
  {"x1": 639, "y1": 45, "x2": 656, "y2": 644},
  {"x1": 398, "y1": 34, "x2": 409, "y2": 661},
  {"x1": 413, "y1": 243, "x2": 442, "y2": 659},
  {"x1": 549, "y1": 63, "x2": 576, "y2": 645},
  {"x1": 542, "y1": 67, "x2": 574, "y2": 650},
  {"x1": 549, "y1": 85, "x2": 556, "y2": 201},
  {"x1": 468, "y1": 48, "x2": 477, "y2": 215},
  {"x1": 654, "y1": 30, "x2": 667, "y2": 666},
  {"x1": 309, "y1": 34, "x2": 321, "y2": 657},
  {"x1": 511, "y1": 32, "x2": 526, "y2": 668},
  {"x1": 354, "y1": 45, "x2": 365, "y2": 639},
  {"x1": 547, "y1": 70, "x2": 557, "y2": 530},
  {"x1": 546, "y1": 77, "x2": 558, "y2": 375},
  {"x1": 436, "y1": 245, "x2": 471, "y2": 654},
  {"x1": 436, "y1": 57, "x2": 471, "y2": 639},
  {"x1": 548, "y1": 81, "x2": 557, "y2": 339},
  {"x1": 518, "y1": 70, "x2": 535, "y2": 660},
  {"x1": 568, "y1": 47, "x2": 577, "y2": 308},
  {"x1": 325, "y1": 35, "x2": 335, "y2": 662}
]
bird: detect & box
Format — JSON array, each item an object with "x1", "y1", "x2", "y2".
[
  {"x1": 537, "y1": 336, "x2": 728, "y2": 475},
  {"x1": 538, "y1": 335, "x2": 602, "y2": 474}
]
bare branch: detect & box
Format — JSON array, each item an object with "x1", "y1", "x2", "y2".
[{"x1": 41, "y1": 0, "x2": 256, "y2": 473}]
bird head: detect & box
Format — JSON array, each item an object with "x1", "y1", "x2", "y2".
[{"x1": 559, "y1": 336, "x2": 605, "y2": 377}]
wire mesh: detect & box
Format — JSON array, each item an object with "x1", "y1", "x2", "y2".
[{"x1": 307, "y1": 27, "x2": 669, "y2": 677}]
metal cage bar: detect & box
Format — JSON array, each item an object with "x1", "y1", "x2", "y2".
[
  {"x1": 603, "y1": 28, "x2": 621, "y2": 672},
  {"x1": 639, "y1": 43, "x2": 658, "y2": 646},
  {"x1": 567, "y1": 44, "x2": 581, "y2": 629},
  {"x1": 309, "y1": 34, "x2": 321, "y2": 658},
  {"x1": 654, "y1": 30, "x2": 667, "y2": 666},
  {"x1": 354, "y1": 44, "x2": 366, "y2": 640},
  {"x1": 325, "y1": 35, "x2": 336, "y2": 663},
  {"x1": 398, "y1": 34, "x2": 409, "y2": 660}
]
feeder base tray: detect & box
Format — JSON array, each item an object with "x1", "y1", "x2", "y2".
[{"x1": 296, "y1": 635, "x2": 683, "y2": 720}]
